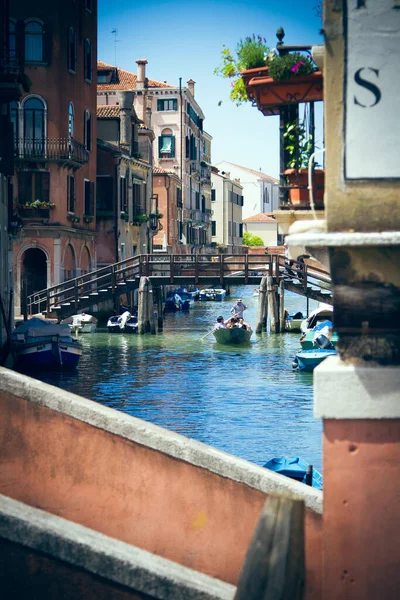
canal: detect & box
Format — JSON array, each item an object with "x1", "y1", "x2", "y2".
[{"x1": 34, "y1": 286, "x2": 323, "y2": 472}]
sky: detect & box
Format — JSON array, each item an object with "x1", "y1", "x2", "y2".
[{"x1": 98, "y1": 0, "x2": 323, "y2": 179}]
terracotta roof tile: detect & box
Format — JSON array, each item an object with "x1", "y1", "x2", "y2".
[
  {"x1": 243, "y1": 213, "x2": 277, "y2": 223},
  {"x1": 97, "y1": 61, "x2": 174, "y2": 91},
  {"x1": 153, "y1": 166, "x2": 175, "y2": 175},
  {"x1": 97, "y1": 105, "x2": 120, "y2": 118}
]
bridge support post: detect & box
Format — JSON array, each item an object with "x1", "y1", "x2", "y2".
[
  {"x1": 138, "y1": 277, "x2": 156, "y2": 335},
  {"x1": 279, "y1": 279, "x2": 286, "y2": 332},
  {"x1": 155, "y1": 287, "x2": 163, "y2": 332},
  {"x1": 267, "y1": 276, "x2": 279, "y2": 334},
  {"x1": 255, "y1": 276, "x2": 268, "y2": 334}
]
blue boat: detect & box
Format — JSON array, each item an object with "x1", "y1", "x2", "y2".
[
  {"x1": 263, "y1": 456, "x2": 323, "y2": 490},
  {"x1": 293, "y1": 348, "x2": 337, "y2": 371},
  {"x1": 164, "y1": 293, "x2": 191, "y2": 312},
  {"x1": 174, "y1": 285, "x2": 200, "y2": 301},
  {"x1": 12, "y1": 317, "x2": 82, "y2": 370}
]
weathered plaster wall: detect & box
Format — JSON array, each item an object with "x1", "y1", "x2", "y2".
[{"x1": 0, "y1": 368, "x2": 323, "y2": 599}]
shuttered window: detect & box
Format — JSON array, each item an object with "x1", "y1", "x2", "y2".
[
  {"x1": 18, "y1": 171, "x2": 50, "y2": 205},
  {"x1": 211, "y1": 220, "x2": 216, "y2": 236},
  {"x1": 67, "y1": 175, "x2": 75, "y2": 213},
  {"x1": 96, "y1": 176, "x2": 113, "y2": 212},
  {"x1": 158, "y1": 135, "x2": 175, "y2": 158},
  {"x1": 157, "y1": 99, "x2": 177, "y2": 111},
  {"x1": 84, "y1": 179, "x2": 94, "y2": 216}
]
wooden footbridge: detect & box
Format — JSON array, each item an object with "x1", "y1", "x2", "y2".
[{"x1": 26, "y1": 253, "x2": 332, "y2": 319}]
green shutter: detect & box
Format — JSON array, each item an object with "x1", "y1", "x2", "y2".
[
  {"x1": 158, "y1": 136, "x2": 163, "y2": 158},
  {"x1": 157, "y1": 99, "x2": 163, "y2": 111},
  {"x1": 173, "y1": 99, "x2": 177, "y2": 110},
  {"x1": 171, "y1": 136, "x2": 175, "y2": 157}
]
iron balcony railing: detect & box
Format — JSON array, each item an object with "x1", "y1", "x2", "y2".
[{"x1": 14, "y1": 137, "x2": 89, "y2": 166}]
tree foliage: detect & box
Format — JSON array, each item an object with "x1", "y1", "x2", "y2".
[{"x1": 243, "y1": 232, "x2": 264, "y2": 246}]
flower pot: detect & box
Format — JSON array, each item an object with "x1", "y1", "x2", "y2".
[
  {"x1": 244, "y1": 71, "x2": 323, "y2": 115},
  {"x1": 284, "y1": 168, "x2": 325, "y2": 207}
]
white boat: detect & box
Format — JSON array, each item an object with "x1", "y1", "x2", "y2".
[
  {"x1": 107, "y1": 311, "x2": 138, "y2": 333},
  {"x1": 199, "y1": 287, "x2": 226, "y2": 301},
  {"x1": 12, "y1": 317, "x2": 82, "y2": 370},
  {"x1": 300, "y1": 303, "x2": 333, "y2": 334},
  {"x1": 213, "y1": 325, "x2": 253, "y2": 345},
  {"x1": 284, "y1": 311, "x2": 305, "y2": 333},
  {"x1": 61, "y1": 313, "x2": 97, "y2": 334}
]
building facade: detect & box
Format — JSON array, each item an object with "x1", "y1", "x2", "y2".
[
  {"x1": 10, "y1": 0, "x2": 98, "y2": 315},
  {"x1": 210, "y1": 169, "x2": 243, "y2": 251},
  {"x1": 152, "y1": 167, "x2": 182, "y2": 253},
  {"x1": 242, "y1": 213, "x2": 278, "y2": 247},
  {"x1": 97, "y1": 61, "x2": 212, "y2": 253},
  {"x1": 215, "y1": 161, "x2": 279, "y2": 219}
]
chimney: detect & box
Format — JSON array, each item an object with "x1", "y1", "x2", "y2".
[
  {"x1": 117, "y1": 91, "x2": 134, "y2": 146},
  {"x1": 187, "y1": 79, "x2": 195, "y2": 97},
  {"x1": 136, "y1": 59, "x2": 148, "y2": 90}
]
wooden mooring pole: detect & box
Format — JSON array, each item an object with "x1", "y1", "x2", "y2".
[
  {"x1": 267, "y1": 276, "x2": 279, "y2": 334},
  {"x1": 155, "y1": 287, "x2": 163, "y2": 332},
  {"x1": 138, "y1": 276, "x2": 156, "y2": 334},
  {"x1": 279, "y1": 278, "x2": 286, "y2": 333},
  {"x1": 255, "y1": 276, "x2": 268, "y2": 334}
]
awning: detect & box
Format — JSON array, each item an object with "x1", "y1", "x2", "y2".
[{"x1": 132, "y1": 177, "x2": 145, "y2": 185}]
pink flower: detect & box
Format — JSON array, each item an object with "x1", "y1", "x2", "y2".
[{"x1": 291, "y1": 61, "x2": 305, "y2": 73}]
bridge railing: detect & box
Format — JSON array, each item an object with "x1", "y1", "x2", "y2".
[{"x1": 26, "y1": 253, "x2": 331, "y2": 316}]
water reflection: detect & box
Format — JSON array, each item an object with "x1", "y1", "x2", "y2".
[{"x1": 27, "y1": 287, "x2": 322, "y2": 471}]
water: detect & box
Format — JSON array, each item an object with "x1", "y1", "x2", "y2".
[{"x1": 32, "y1": 287, "x2": 323, "y2": 472}]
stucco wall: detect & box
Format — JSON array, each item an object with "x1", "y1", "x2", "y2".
[{"x1": 0, "y1": 368, "x2": 322, "y2": 599}]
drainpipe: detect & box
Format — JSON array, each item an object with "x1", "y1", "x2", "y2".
[
  {"x1": 115, "y1": 156, "x2": 122, "y2": 262},
  {"x1": 179, "y1": 78, "x2": 183, "y2": 243}
]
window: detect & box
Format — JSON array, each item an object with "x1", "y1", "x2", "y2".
[
  {"x1": 10, "y1": 101, "x2": 19, "y2": 140},
  {"x1": 195, "y1": 192, "x2": 200, "y2": 210},
  {"x1": 158, "y1": 133, "x2": 175, "y2": 159},
  {"x1": 84, "y1": 39, "x2": 92, "y2": 82},
  {"x1": 84, "y1": 179, "x2": 94, "y2": 216},
  {"x1": 18, "y1": 171, "x2": 50, "y2": 205},
  {"x1": 23, "y1": 97, "x2": 45, "y2": 153},
  {"x1": 96, "y1": 176, "x2": 113, "y2": 212},
  {"x1": 67, "y1": 175, "x2": 75, "y2": 213},
  {"x1": 68, "y1": 103, "x2": 74, "y2": 137},
  {"x1": 25, "y1": 20, "x2": 44, "y2": 62},
  {"x1": 211, "y1": 220, "x2": 216, "y2": 236},
  {"x1": 211, "y1": 189, "x2": 216, "y2": 202},
  {"x1": 68, "y1": 27, "x2": 76, "y2": 72},
  {"x1": 176, "y1": 187, "x2": 182, "y2": 207},
  {"x1": 119, "y1": 177, "x2": 127, "y2": 213},
  {"x1": 157, "y1": 99, "x2": 177, "y2": 111},
  {"x1": 132, "y1": 182, "x2": 142, "y2": 215},
  {"x1": 9, "y1": 20, "x2": 16, "y2": 61},
  {"x1": 85, "y1": 0, "x2": 92, "y2": 11},
  {"x1": 84, "y1": 110, "x2": 92, "y2": 151}
]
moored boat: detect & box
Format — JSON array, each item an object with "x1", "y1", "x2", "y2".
[
  {"x1": 164, "y1": 293, "x2": 191, "y2": 312},
  {"x1": 213, "y1": 325, "x2": 253, "y2": 345},
  {"x1": 199, "y1": 287, "x2": 226, "y2": 301},
  {"x1": 107, "y1": 311, "x2": 138, "y2": 333},
  {"x1": 284, "y1": 311, "x2": 305, "y2": 332},
  {"x1": 61, "y1": 313, "x2": 97, "y2": 334},
  {"x1": 12, "y1": 317, "x2": 82, "y2": 370},
  {"x1": 293, "y1": 348, "x2": 338, "y2": 372},
  {"x1": 263, "y1": 456, "x2": 323, "y2": 490}
]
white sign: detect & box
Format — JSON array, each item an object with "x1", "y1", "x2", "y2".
[{"x1": 344, "y1": 0, "x2": 400, "y2": 179}]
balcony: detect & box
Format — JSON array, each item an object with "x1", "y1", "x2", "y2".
[
  {"x1": 200, "y1": 167, "x2": 211, "y2": 183},
  {"x1": 0, "y1": 50, "x2": 29, "y2": 102},
  {"x1": 14, "y1": 137, "x2": 89, "y2": 168}
]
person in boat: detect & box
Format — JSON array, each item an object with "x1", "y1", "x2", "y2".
[
  {"x1": 231, "y1": 298, "x2": 247, "y2": 319},
  {"x1": 215, "y1": 316, "x2": 227, "y2": 330},
  {"x1": 237, "y1": 318, "x2": 248, "y2": 330},
  {"x1": 226, "y1": 317, "x2": 239, "y2": 328}
]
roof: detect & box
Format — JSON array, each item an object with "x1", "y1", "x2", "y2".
[
  {"x1": 97, "y1": 106, "x2": 120, "y2": 118},
  {"x1": 153, "y1": 166, "x2": 175, "y2": 175},
  {"x1": 97, "y1": 61, "x2": 174, "y2": 91},
  {"x1": 243, "y1": 213, "x2": 277, "y2": 223},
  {"x1": 217, "y1": 161, "x2": 279, "y2": 183}
]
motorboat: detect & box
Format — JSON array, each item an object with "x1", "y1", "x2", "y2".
[
  {"x1": 293, "y1": 348, "x2": 338, "y2": 372},
  {"x1": 263, "y1": 456, "x2": 323, "y2": 490},
  {"x1": 300, "y1": 319, "x2": 339, "y2": 350},
  {"x1": 174, "y1": 285, "x2": 200, "y2": 301},
  {"x1": 12, "y1": 317, "x2": 82, "y2": 370},
  {"x1": 164, "y1": 293, "x2": 191, "y2": 312},
  {"x1": 213, "y1": 325, "x2": 253, "y2": 345},
  {"x1": 61, "y1": 313, "x2": 97, "y2": 334},
  {"x1": 199, "y1": 287, "x2": 226, "y2": 301},
  {"x1": 300, "y1": 303, "x2": 333, "y2": 334},
  {"x1": 172, "y1": 290, "x2": 194, "y2": 309},
  {"x1": 107, "y1": 311, "x2": 138, "y2": 333},
  {"x1": 284, "y1": 311, "x2": 304, "y2": 332}
]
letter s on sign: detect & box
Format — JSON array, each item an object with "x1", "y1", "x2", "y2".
[{"x1": 354, "y1": 67, "x2": 381, "y2": 107}]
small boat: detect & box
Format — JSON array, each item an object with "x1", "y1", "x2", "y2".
[
  {"x1": 263, "y1": 456, "x2": 323, "y2": 490},
  {"x1": 61, "y1": 313, "x2": 97, "y2": 334},
  {"x1": 293, "y1": 348, "x2": 338, "y2": 371},
  {"x1": 107, "y1": 311, "x2": 138, "y2": 333},
  {"x1": 300, "y1": 303, "x2": 333, "y2": 334},
  {"x1": 284, "y1": 311, "x2": 304, "y2": 333},
  {"x1": 12, "y1": 317, "x2": 82, "y2": 370},
  {"x1": 174, "y1": 285, "x2": 200, "y2": 301},
  {"x1": 213, "y1": 325, "x2": 253, "y2": 345},
  {"x1": 164, "y1": 293, "x2": 191, "y2": 312},
  {"x1": 199, "y1": 287, "x2": 226, "y2": 301}
]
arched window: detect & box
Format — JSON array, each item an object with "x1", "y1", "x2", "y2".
[
  {"x1": 23, "y1": 96, "x2": 45, "y2": 154},
  {"x1": 68, "y1": 102, "x2": 74, "y2": 137},
  {"x1": 9, "y1": 20, "x2": 17, "y2": 61},
  {"x1": 84, "y1": 39, "x2": 92, "y2": 82},
  {"x1": 263, "y1": 186, "x2": 269, "y2": 206},
  {"x1": 25, "y1": 20, "x2": 44, "y2": 62},
  {"x1": 158, "y1": 128, "x2": 175, "y2": 159},
  {"x1": 68, "y1": 27, "x2": 76, "y2": 72},
  {"x1": 84, "y1": 110, "x2": 92, "y2": 151}
]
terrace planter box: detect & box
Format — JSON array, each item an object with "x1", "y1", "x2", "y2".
[{"x1": 284, "y1": 168, "x2": 325, "y2": 206}]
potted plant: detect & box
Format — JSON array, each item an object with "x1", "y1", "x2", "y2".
[
  {"x1": 120, "y1": 211, "x2": 130, "y2": 222},
  {"x1": 214, "y1": 34, "x2": 269, "y2": 106},
  {"x1": 83, "y1": 215, "x2": 94, "y2": 223},
  {"x1": 283, "y1": 120, "x2": 324, "y2": 206},
  {"x1": 132, "y1": 214, "x2": 149, "y2": 225}
]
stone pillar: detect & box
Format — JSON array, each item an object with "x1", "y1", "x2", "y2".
[{"x1": 117, "y1": 91, "x2": 134, "y2": 147}]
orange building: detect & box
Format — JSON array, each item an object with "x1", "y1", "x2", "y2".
[
  {"x1": 10, "y1": 1, "x2": 97, "y2": 315},
  {"x1": 152, "y1": 167, "x2": 182, "y2": 253}
]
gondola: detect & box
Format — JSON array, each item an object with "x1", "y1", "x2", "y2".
[{"x1": 213, "y1": 326, "x2": 253, "y2": 345}]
